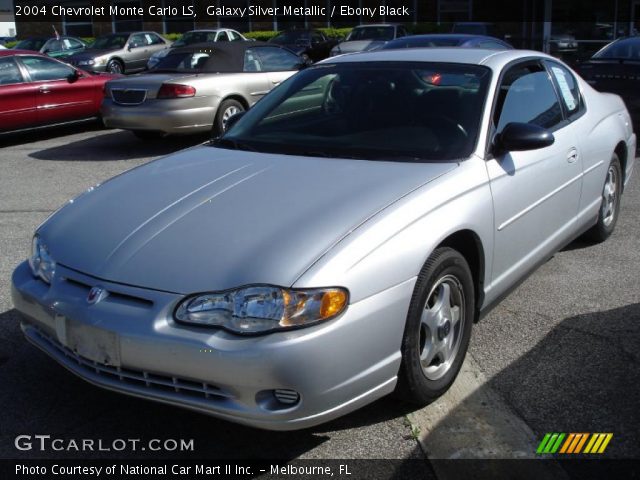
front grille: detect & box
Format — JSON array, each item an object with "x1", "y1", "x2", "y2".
[
  {"x1": 34, "y1": 328, "x2": 233, "y2": 402},
  {"x1": 111, "y1": 89, "x2": 147, "y2": 106},
  {"x1": 62, "y1": 276, "x2": 153, "y2": 309}
]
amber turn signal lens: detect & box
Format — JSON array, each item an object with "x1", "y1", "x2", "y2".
[{"x1": 320, "y1": 290, "x2": 348, "y2": 319}]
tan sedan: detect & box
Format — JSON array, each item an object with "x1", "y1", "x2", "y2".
[{"x1": 101, "y1": 42, "x2": 304, "y2": 138}]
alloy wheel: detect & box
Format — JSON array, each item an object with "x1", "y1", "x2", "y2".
[
  {"x1": 602, "y1": 165, "x2": 618, "y2": 227},
  {"x1": 418, "y1": 274, "x2": 465, "y2": 381}
]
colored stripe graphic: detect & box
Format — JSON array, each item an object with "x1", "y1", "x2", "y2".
[
  {"x1": 597, "y1": 434, "x2": 613, "y2": 453},
  {"x1": 559, "y1": 433, "x2": 575, "y2": 453},
  {"x1": 536, "y1": 433, "x2": 552, "y2": 454},
  {"x1": 538, "y1": 433, "x2": 613, "y2": 454},
  {"x1": 574, "y1": 433, "x2": 589, "y2": 453}
]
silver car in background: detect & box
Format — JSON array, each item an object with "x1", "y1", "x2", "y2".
[
  {"x1": 68, "y1": 32, "x2": 170, "y2": 74},
  {"x1": 147, "y1": 29, "x2": 251, "y2": 69},
  {"x1": 330, "y1": 24, "x2": 409, "y2": 56},
  {"x1": 101, "y1": 42, "x2": 303, "y2": 138},
  {"x1": 12, "y1": 49, "x2": 635, "y2": 430}
]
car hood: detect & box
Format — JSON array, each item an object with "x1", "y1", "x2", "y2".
[
  {"x1": 335, "y1": 40, "x2": 385, "y2": 53},
  {"x1": 39, "y1": 147, "x2": 456, "y2": 294}
]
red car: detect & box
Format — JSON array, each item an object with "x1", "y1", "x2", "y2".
[{"x1": 0, "y1": 50, "x2": 120, "y2": 133}]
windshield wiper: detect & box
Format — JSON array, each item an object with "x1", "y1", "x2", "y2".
[{"x1": 211, "y1": 137, "x2": 257, "y2": 152}]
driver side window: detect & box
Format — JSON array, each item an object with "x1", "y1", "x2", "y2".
[{"x1": 494, "y1": 62, "x2": 564, "y2": 133}]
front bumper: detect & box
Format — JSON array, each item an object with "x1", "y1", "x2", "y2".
[
  {"x1": 11, "y1": 261, "x2": 413, "y2": 430},
  {"x1": 101, "y1": 98, "x2": 215, "y2": 135}
]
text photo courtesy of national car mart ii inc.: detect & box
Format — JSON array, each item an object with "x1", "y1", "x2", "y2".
[{"x1": 14, "y1": 3, "x2": 411, "y2": 19}]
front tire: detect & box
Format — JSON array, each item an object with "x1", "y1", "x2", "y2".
[
  {"x1": 586, "y1": 153, "x2": 622, "y2": 243},
  {"x1": 106, "y1": 59, "x2": 123, "y2": 74},
  {"x1": 213, "y1": 99, "x2": 245, "y2": 136},
  {"x1": 396, "y1": 247, "x2": 475, "y2": 405}
]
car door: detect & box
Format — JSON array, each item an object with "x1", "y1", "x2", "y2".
[
  {"x1": 0, "y1": 56, "x2": 38, "y2": 131},
  {"x1": 18, "y1": 55, "x2": 96, "y2": 125},
  {"x1": 242, "y1": 48, "x2": 272, "y2": 105},
  {"x1": 125, "y1": 33, "x2": 150, "y2": 71},
  {"x1": 486, "y1": 60, "x2": 582, "y2": 294},
  {"x1": 253, "y1": 46, "x2": 301, "y2": 88}
]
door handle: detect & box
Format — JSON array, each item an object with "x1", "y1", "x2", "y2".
[
  {"x1": 566, "y1": 148, "x2": 578, "y2": 163},
  {"x1": 39, "y1": 86, "x2": 52, "y2": 94}
]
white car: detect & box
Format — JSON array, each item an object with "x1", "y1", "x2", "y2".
[{"x1": 147, "y1": 29, "x2": 249, "y2": 69}]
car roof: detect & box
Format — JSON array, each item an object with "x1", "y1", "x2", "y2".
[
  {"x1": 165, "y1": 41, "x2": 273, "y2": 72},
  {"x1": 184, "y1": 29, "x2": 236, "y2": 33},
  {"x1": 404, "y1": 34, "x2": 502, "y2": 40},
  {"x1": 324, "y1": 47, "x2": 553, "y2": 70},
  {"x1": 171, "y1": 41, "x2": 269, "y2": 53}
]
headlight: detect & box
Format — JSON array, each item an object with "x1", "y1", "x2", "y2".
[
  {"x1": 94, "y1": 57, "x2": 107, "y2": 66},
  {"x1": 29, "y1": 234, "x2": 56, "y2": 284},
  {"x1": 77, "y1": 59, "x2": 95, "y2": 66},
  {"x1": 175, "y1": 286, "x2": 348, "y2": 334}
]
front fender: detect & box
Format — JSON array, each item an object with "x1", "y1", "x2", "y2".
[{"x1": 293, "y1": 157, "x2": 494, "y2": 305}]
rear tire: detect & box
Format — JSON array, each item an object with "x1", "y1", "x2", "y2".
[
  {"x1": 396, "y1": 247, "x2": 474, "y2": 405},
  {"x1": 213, "y1": 99, "x2": 245, "y2": 136},
  {"x1": 585, "y1": 153, "x2": 622, "y2": 243}
]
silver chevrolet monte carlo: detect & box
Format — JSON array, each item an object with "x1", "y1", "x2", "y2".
[
  {"x1": 12, "y1": 48, "x2": 635, "y2": 430},
  {"x1": 101, "y1": 42, "x2": 304, "y2": 138}
]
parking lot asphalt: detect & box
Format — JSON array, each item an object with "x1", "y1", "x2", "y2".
[{"x1": 0, "y1": 124, "x2": 638, "y2": 466}]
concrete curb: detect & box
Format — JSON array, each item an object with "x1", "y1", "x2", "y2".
[{"x1": 406, "y1": 354, "x2": 569, "y2": 479}]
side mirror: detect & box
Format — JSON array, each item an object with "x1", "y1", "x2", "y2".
[
  {"x1": 42, "y1": 48, "x2": 51, "y2": 54},
  {"x1": 67, "y1": 69, "x2": 81, "y2": 83},
  {"x1": 494, "y1": 122, "x2": 554, "y2": 153},
  {"x1": 224, "y1": 111, "x2": 245, "y2": 131},
  {"x1": 128, "y1": 42, "x2": 139, "y2": 51}
]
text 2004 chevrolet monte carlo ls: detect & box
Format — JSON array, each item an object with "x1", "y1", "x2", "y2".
[{"x1": 12, "y1": 49, "x2": 635, "y2": 430}]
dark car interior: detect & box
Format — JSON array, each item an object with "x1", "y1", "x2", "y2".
[{"x1": 230, "y1": 63, "x2": 490, "y2": 161}]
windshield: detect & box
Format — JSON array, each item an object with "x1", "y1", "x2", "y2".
[
  {"x1": 15, "y1": 38, "x2": 46, "y2": 51},
  {"x1": 347, "y1": 26, "x2": 395, "y2": 42},
  {"x1": 173, "y1": 31, "x2": 218, "y2": 47},
  {"x1": 153, "y1": 51, "x2": 211, "y2": 72},
  {"x1": 594, "y1": 38, "x2": 640, "y2": 60},
  {"x1": 271, "y1": 31, "x2": 309, "y2": 44},
  {"x1": 215, "y1": 62, "x2": 491, "y2": 162},
  {"x1": 92, "y1": 34, "x2": 128, "y2": 50}
]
